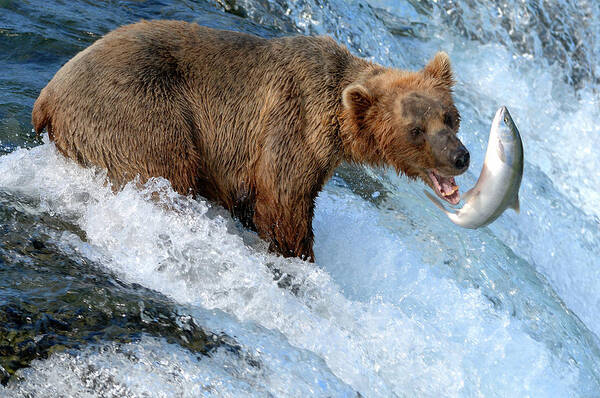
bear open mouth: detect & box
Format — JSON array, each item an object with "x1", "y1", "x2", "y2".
[{"x1": 427, "y1": 170, "x2": 460, "y2": 205}]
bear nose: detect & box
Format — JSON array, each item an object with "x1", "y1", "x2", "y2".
[{"x1": 453, "y1": 147, "x2": 470, "y2": 170}]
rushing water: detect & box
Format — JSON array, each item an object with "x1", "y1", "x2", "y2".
[{"x1": 1, "y1": 0, "x2": 599, "y2": 396}]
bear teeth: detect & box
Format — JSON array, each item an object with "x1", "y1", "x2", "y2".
[
  {"x1": 442, "y1": 185, "x2": 459, "y2": 197},
  {"x1": 428, "y1": 170, "x2": 460, "y2": 205}
]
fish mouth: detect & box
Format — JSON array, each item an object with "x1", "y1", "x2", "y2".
[{"x1": 427, "y1": 170, "x2": 460, "y2": 205}]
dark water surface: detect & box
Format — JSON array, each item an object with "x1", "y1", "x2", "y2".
[
  {"x1": 0, "y1": 0, "x2": 272, "y2": 381},
  {"x1": 1, "y1": 0, "x2": 600, "y2": 396}
]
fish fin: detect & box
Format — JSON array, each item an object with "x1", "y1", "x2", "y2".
[
  {"x1": 510, "y1": 195, "x2": 520, "y2": 213},
  {"x1": 424, "y1": 190, "x2": 456, "y2": 216}
]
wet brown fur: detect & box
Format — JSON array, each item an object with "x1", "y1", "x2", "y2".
[{"x1": 32, "y1": 20, "x2": 462, "y2": 261}]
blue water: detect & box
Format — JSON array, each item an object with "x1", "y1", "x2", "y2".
[{"x1": 1, "y1": 0, "x2": 599, "y2": 396}]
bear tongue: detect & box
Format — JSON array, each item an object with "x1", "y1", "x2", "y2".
[
  {"x1": 440, "y1": 178, "x2": 457, "y2": 195},
  {"x1": 428, "y1": 170, "x2": 460, "y2": 205}
]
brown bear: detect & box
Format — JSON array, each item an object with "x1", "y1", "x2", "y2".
[{"x1": 32, "y1": 20, "x2": 469, "y2": 261}]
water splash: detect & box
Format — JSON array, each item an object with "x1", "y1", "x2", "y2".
[
  {"x1": 0, "y1": 140, "x2": 597, "y2": 395},
  {"x1": 1, "y1": 0, "x2": 600, "y2": 396}
]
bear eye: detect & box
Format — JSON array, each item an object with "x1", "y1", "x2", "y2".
[
  {"x1": 411, "y1": 127, "x2": 424, "y2": 137},
  {"x1": 444, "y1": 113, "x2": 454, "y2": 128}
]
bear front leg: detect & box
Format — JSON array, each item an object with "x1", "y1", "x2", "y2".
[{"x1": 253, "y1": 191, "x2": 316, "y2": 262}]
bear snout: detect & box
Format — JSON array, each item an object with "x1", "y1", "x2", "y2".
[
  {"x1": 451, "y1": 145, "x2": 470, "y2": 171},
  {"x1": 429, "y1": 129, "x2": 469, "y2": 175}
]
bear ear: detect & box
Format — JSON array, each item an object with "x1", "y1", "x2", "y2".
[
  {"x1": 423, "y1": 51, "x2": 455, "y2": 88},
  {"x1": 342, "y1": 84, "x2": 373, "y2": 116}
]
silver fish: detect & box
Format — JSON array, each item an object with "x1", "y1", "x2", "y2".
[{"x1": 425, "y1": 106, "x2": 523, "y2": 228}]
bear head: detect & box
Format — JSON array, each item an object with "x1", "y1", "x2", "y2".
[{"x1": 341, "y1": 52, "x2": 469, "y2": 205}]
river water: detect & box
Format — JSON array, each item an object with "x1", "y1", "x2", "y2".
[{"x1": 0, "y1": 0, "x2": 599, "y2": 396}]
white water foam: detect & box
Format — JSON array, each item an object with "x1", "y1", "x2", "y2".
[
  {"x1": 0, "y1": 140, "x2": 593, "y2": 396},
  {"x1": 268, "y1": 0, "x2": 600, "y2": 350},
  {"x1": 2, "y1": 0, "x2": 600, "y2": 395},
  {"x1": 2, "y1": 335, "x2": 354, "y2": 398}
]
